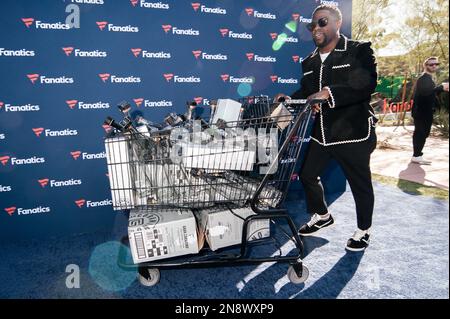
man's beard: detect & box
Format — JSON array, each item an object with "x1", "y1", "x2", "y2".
[{"x1": 313, "y1": 33, "x2": 330, "y2": 48}]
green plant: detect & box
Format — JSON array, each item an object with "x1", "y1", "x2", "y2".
[{"x1": 433, "y1": 109, "x2": 449, "y2": 137}]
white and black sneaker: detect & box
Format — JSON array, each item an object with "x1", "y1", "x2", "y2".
[
  {"x1": 346, "y1": 229, "x2": 370, "y2": 251},
  {"x1": 298, "y1": 213, "x2": 334, "y2": 236}
]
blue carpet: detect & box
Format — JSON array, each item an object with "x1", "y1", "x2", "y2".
[{"x1": 0, "y1": 182, "x2": 448, "y2": 299}]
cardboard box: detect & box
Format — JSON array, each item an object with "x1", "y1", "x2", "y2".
[
  {"x1": 181, "y1": 142, "x2": 256, "y2": 171},
  {"x1": 128, "y1": 208, "x2": 199, "y2": 264},
  {"x1": 195, "y1": 207, "x2": 270, "y2": 251},
  {"x1": 105, "y1": 136, "x2": 135, "y2": 210},
  {"x1": 212, "y1": 98, "x2": 242, "y2": 124}
]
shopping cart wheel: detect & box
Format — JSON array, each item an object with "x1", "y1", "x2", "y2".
[
  {"x1": 137, "y1": 267, "x2": 160, "y2": 287},
  {"x1": 287, "y1": 264, "x2": 309, "y2": 284}
]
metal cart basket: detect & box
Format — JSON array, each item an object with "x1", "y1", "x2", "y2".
[{"x1": 105, "y1": 97, "x2": 322, "y2": 286}]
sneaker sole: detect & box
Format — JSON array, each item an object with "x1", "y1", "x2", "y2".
[
  {"x1": 345, "y1": 245, "x2": 368, "y2": 252},
  {"x1": 411, "y1": 161, "x2": 431, "y2": 165},
  {"x1": 299, "y1": 221, "x2": 334, "y2": 237}
]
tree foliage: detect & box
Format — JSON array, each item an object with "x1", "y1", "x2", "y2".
[{"x1": 352, "y1": 0, "x2": 449, "y2": 82}]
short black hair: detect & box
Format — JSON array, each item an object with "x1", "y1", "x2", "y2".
[{"x1": 312, "y1": 4, "x2": 342, "y2": 21}]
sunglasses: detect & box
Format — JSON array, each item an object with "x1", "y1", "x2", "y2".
[
  {"x1": 306, "y1": 17, "x2": 329, "y2": 32},
  {"x1": 427, "y1": 63, "x2": 440, "y2": 66}
]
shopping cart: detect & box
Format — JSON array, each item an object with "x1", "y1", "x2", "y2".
[{"x1": 105, "y1": 97, "x2": 324, "y2": 286}]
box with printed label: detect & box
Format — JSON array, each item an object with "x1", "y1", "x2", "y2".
[
  {"x1": 128, "y1": 208, "x2": 199, "y2": 263},
  {"x1": 195, "y1": 207, "x2": 270, "y2": 251}
]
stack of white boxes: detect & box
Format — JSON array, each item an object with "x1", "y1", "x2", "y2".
[
  {"x1": 128, "y1": 208, "x2": 199, "y2": 263},
  {"x1": 127, "y1": 206, "x2": 271, "y2": 264},
  {"x1": 195, "y1": 207, "x2": 270, "y2": 251}
]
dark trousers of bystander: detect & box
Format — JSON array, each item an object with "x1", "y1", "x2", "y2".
[{"x1": 412, "y1": 111, "x2": 433, "y2": 157}]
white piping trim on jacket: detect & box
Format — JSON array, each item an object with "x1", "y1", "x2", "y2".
[
  {"x1": 334, "y1": 36, "x2": 348, "y2": 52},
  {"x1": 303, "y1": 70, "x2": 314, "y2": 76},
  {"x1": 332, "y1": 63, "x2": 350, "y2": 69},
  {"x1": 312, "y1": 117, "x2": 374, "y2": 146},
  {"x1": 324, "y1": 86, "x2": 335, "y2": 108},
  {"x1": 318, "y1": 63, "x2": 326, "y2": 143}
]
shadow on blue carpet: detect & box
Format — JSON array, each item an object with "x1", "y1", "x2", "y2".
[{"x1": 0, "y1": 182, "x2": 448, "y2": 299}]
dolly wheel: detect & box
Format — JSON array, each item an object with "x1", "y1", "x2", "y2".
[
  {"x1": 287, "y1": 264, "x2": 309, "y2": 284},
  {"x1": 138, "y1": 267, "x2": 161, "y2": 287}
]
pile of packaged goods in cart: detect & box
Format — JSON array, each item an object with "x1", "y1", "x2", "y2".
[
  {"x1": 104, "y1": 98, "x2": 292, "y2": 264},
  {"x1": 127, "y1": 206, "x2": 270, "y2": 263}
]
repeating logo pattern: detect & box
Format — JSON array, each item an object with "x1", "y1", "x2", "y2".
[{"x1": 0, "y1": 1, "x2": 348, "y2": 241}]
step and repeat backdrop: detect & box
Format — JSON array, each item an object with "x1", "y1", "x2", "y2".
[{"x1": 0, "y1": 0, "x2": 351, "y2": 240}]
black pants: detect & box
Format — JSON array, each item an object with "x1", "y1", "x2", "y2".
[
  {"x1": 412, "y1": 111, "x2": 433, "y2": 157},
  {"x1": 300, "y1": 132, "x2": 377, "y2": 230}
]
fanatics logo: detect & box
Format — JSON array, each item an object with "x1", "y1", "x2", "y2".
[
  {"x1": 75, "y1": 199, "x2": 86, "y2": 208},
  {"x1": 219, "y1": 28, "x2": 229, "y2": 37},
  {"x1": 133, "y1": 98, "x2": 144, "y2": 107},
  {"x1": 163, "y1": 73, "x2": 200, "y2": 83},
  {"x1": 98, "y1": 73, "x2": 111, "y2": 82},
  {"x1": 27, "y1": 74, "x2": 40, "y2": 84},
  {"x1": 134, "y1": 99, "x2": 173, "y2": 108},
  {"x1": 63, "y1": 47, "x2": 107, "y2": 58},
  {"x1": 27, "y1": 74, "x2": 74, "y2": 84},
  {"x1": 62, "y1": 47, "x2": 74, "y2": 56},
  {"x1": 292, "y1": 13, "x2": 300, "y2": 21},
  {"x1": 292, "y1": 55, "x2": 300, "y2": 63},
  {"x1": 38, "y1": 178, "x2": 49, "y2": 188},
  {"x1": 71, "y1": 151, "x2": 82, "y2": 160},
  {"x1": 5, "y1": 207, "x2": 16, "y2": 216},
  {"x1": 33, "y1": 127, "x2": 78, "y2": 137},
  {"x1": 248, "y1": 54, "x2": 276, "y2": 63},
  {"x1": 97, "y1": 21, "x2": 139, "y2": 32},
  {"x1": 192, "y1": 50, "x2": 227, "y2": 61},
  {"x1": 162, "y1": 25, "x2": 172, "y2": 33},
  {"x1": 98, "y1": 74, "x2": 141, "y2": 83},
  {"x1": 163, "y1": 73, "x2": 174, "y2": 82},
  {"x1": 0, "y1": 155, "x2": 10, "y2": 166},
  {"x1": 219, "y1": 28, "x2": 253, "y2": 39},
  {"x1": 32, "y1": 127, "x2": 45, "y2": 137},
  {"x1": 66, "y1": 100, "x2": 78, "y2": 109},
  {"x1": 192, "y1": 50, "x2": 202, "y2": 59},
  {"x1": 75, "y1": 198, "x2": 112, "y2": 208},
  {"x1": 191, "y1": 2, "x2": 226, "y2": 14},
  {"x1": 131, "y1": 48, "x2": 142, "y2": 57},
  {"x1": 22, "y1": 18, "x2": 35, "y2": 28},
  {"x1": 0, "y1": 102, "x2": 3, "y2": 109},
  {"x1": 132, "y1": 0, "x2": 170, "y2": 9},
  {"x1": 221, "y1": 74, "x2": 230, "y2": 82},
  {"x1": 96, "y1": 21, "x2": 108, "y2": 30},
  {"x1": 162, "y1": 25, "x2": 199, "y2": 35},
  {"x1": 270, "y1": 75, "x2": 298, "y2": 84},
  {"x1": 270, "y1": 32, "x2": 299, "y2": 43},
  {"x1": 194, "y1": 97, "x2": 203, "y2": 105},
  {"x1": 245, "y1": 8, "x2": 276, "y2": 19},
  {"x1": 191, "y1": 2, "x2": 201, "y2": 11},
  {"x1": 21, "y1": 18, "x2": 70, "y2": 30}
]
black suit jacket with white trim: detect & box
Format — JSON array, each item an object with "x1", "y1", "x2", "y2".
[{"x1": 291, "y1": 35, "x2": 378, "y2": 146}]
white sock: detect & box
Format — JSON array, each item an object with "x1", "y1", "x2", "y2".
[
  {"x1": 358, "y1": 227, "x2": 371, "y2": 234},
  {"x1": 320, "y1": 212, "x2": 330, "y2": 220}
]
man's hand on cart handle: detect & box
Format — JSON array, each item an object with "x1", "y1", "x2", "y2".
[{"x1": 307, "y1": 88, "x2": 330, "y2": 113}]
